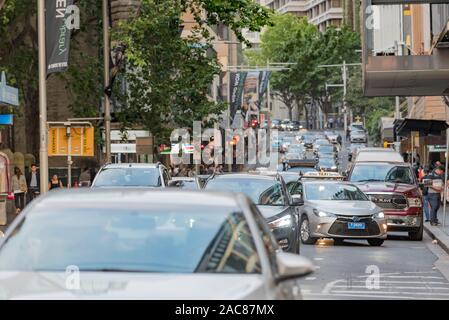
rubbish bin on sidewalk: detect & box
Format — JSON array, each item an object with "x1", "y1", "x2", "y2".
[{"x1": 0, "y1": 152, "x2": 13, "y2": 226}]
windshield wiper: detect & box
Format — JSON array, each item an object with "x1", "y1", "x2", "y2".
[{"x1": 356, "y1": 179, "x2": 383, "y2": 182}]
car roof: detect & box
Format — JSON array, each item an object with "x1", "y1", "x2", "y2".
[
  {"x1": 211, "y1": 173, "x2": 277, "y2": 181},
  {"x1": 353, "y1": 161, "x2": 409, "y2": 166},
  {"x1": 358, "y1": 147, "x2": 396, "y2": 153},
  {"x1": 31, "y1": 189, "x2": 240, "y2": 208},
  {"x1": 101, "y1": 163, "x2": 161, "y2": 169}
]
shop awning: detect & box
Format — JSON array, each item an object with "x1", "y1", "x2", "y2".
[{"x1": 394, "y1": 119, "x2": 449, "y2": 137}]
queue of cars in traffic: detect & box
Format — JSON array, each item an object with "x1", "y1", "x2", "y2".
[{"x1": 0, "y1": 124, "x2": 426, "y2": 299}]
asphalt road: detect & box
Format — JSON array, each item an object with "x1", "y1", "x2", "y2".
[
  {"x1": 299, "y1": 132, "x2": 449, "y2": 300},
  {"x1": 299, "y1": 233, "x2": 449, "y2": 300}
]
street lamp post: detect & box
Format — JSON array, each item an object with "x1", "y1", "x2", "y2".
[
  {"x1": 37, "y1": 0, "x2": 48, "y2": 195},
  {"x1": 103, "y1": 0, "x2": 112, "y2": 164}
]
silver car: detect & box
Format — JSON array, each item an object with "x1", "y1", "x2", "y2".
[
  {"x1": 0, "y1": 189, "x2": 314, "y2": 299},
  {"x1": 291, "y1": 181, "x2": 387, "y2": 246}
]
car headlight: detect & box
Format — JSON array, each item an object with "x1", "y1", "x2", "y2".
[
  {"x1": 268, "y1": 215, "x2": 292, "y2": 229},
  {"x1": 313, "y1": 209, "x2": 336, "y2": 218},
  {"x1": 407, "y1": 198, "x2": 422, "y2": 207},
  {"x1": 331, "y1": 166, "x2": 337, "y2": 169},
  {"x1": 373, "y1": 212, "x2": 385, "y2": 219}
]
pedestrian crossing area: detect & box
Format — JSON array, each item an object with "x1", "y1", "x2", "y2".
[{"x1": 302, "y1": 271, "x2": 449, "y2": 300}]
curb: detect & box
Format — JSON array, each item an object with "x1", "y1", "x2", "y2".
[{"x1": 424, "y1": 224, "x2": 449, "y2": 256}]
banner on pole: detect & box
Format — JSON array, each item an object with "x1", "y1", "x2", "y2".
[
  {"x1": 45, "y1": 0, "x2": 74, "y2": 75},
  {"x1": 258, "y1": 71, "x2": 272, "y2": 108},
  {"x1": 229, "y1": 72, "x2": 247, "y2": 121}
]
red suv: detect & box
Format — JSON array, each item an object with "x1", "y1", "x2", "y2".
[{"x1": 348, "y1": 161, "x2": 423, "y2": 241}]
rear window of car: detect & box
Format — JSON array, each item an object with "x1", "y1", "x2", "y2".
[
  {"x1": 93, "y1": 167, "x2": 162, "y2": 187},
  {"x1": 0, "y1": 206, "x2": 261, "y2": 274}
]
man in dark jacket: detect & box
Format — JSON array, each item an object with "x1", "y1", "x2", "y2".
[{"x1": 26, "y1": 164, "x2": 40, "y2": 203}]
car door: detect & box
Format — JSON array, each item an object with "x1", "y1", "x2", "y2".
[{"x1": 250, "y1": 205, "x2": 302, "y2": 300}]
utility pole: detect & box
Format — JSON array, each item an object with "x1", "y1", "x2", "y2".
[
  {"x1": 319, "y1": 61, "x2": 361, "y2": 133},
  {"x1": 103, "y1": 0, "x2": 112, "y2": 164},
  {"x1": 37, "y1": 0, "x2": 48, "y2": 195}
]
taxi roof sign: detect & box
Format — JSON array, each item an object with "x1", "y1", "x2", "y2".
[{"x1": 301, "y1": 171, "x2": 344, "y2": 180}]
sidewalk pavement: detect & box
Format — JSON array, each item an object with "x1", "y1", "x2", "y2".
[{"x1": 424, "y1": 208, "x2": 449, "y2": 255}]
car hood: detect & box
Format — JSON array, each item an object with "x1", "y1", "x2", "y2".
[
  {"x1": 257, "y1": 205, "x2": 290, "y2": 220},
  {"x1": 352, "y1": 182, "x2": 417, "y2": 194},
  {"x1": 0, "y1": 272, "x2": 266, "y2": 300},
  {"x1": 307, "y1": 200, "x2": 380, "y2": 215}
]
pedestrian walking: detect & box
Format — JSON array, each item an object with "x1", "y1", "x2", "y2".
[
  {"x1": 427, "y1": 166, "x2": 445, "y2": 226},
  {"x1": 26, "y1": 163, "x2": 40, "y2": 203},
  {"x1": 12, "y1": 167, "x2": 27, "y2": 214},
  {"x1": 421, "y1": 166, "x2": 431, "y2": 222},
  {"x1": 49, "y1": 174, "x2": 64, "y2": 190}
]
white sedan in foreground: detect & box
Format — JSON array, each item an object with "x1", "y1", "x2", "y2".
[{"x1": 0, "y1": 189, "x2": 314, "y2": 300}]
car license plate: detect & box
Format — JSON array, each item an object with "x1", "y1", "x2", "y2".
[{"x1": 348, "y1": 222, "x2": 365, "y2": 230}]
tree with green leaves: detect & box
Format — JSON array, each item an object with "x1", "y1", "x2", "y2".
[
  {"x1": 246, "y1": 14, "x2": 361, "y2": 128},
  {"x1": 113, "y1": 0, "x2": 272, "y2": 143}
]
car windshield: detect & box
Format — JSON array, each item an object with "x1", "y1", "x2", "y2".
[
  {"x1": 93, "y1": 167, "x2": 161, "y2": 187},
  {"x1": 305, "y1": 183, "x2": 368, "y2": 201},
  {"x1": 205, "y1": 177, "x2": 286, "y2": 206},
  {"x1": 0, "y1": 206, "x2": 261, "y2": 274},
  {"x1": 350, "y1": 164, "x2": 415, "y2": 184},
  {"x1": 287, "y1": 167, "x2": 317, "y2": 173}
]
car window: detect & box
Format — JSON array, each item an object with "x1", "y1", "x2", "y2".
[
  {"x1": 0, "y1": 207, "x2": 262, "y2": 274},
  {"x1": 305, "y1": 183, "x2": 369, "y2": 201},
  {"x1": 205, "y1": 178, "x2": 287, "y2": 206},
  {"x1": 350, "y1": 164, "x2": 414, "y2": 184},
  {"x1": 287, "y1": 181, "x2": 303, "y2": 196},
  {"x1": 93, "y1": 168, "x2": 162, "y2": 187}
]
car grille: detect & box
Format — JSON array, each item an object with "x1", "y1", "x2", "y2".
[
  {"x1": 367, "y1": 193, "x2": 408, "y2": 210},
  {"x1": 328, "y1": 217, "x2": 380, "y2": 237}
]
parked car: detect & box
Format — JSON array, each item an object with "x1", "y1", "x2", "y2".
[{"x1": 0, "y1": 189, "x2": 314, "y2": 299}]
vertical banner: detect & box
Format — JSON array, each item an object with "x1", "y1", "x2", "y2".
[
  {"x1": 242, "y1": 71, "x2": 261, "y2": 126},
  {"x1": 45, "y1": 0, "x2": 74, "y2": 75},
  {"x1": 229, "y1": 72, "x2": 247, "y2": 122},
  {"x1": 258, "y1": 71, "x2": 272, "y2": 108}
]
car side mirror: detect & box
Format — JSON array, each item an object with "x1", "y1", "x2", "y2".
[
  {"x1": 291, "y1": 194, "x2": 304, "y2": 206},
  {"x1": 276, "y1": 252, "x2": 315, "y2": 282}
]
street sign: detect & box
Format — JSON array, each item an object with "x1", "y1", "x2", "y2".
[
  {"x1": 136, "y1": 137, "x2": 154, "y2": 155},
  {"x1": 48, "y1": 127, "x2": 94, "y2": 157},
  {"x1": 111, "y1": 143, "x2": 136, "y2": 154},
  {"x1": 0, "y1": 72, "x2": 19, "y2": 107},
  {"x1": 0, "y1": 115, "x2": 13, "y2": 125},
  {"x1": 429, "y1": 145, "x2": 447, "y2": 152}
]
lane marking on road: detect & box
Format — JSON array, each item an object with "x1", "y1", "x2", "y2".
[
  {"x1": 332, "y1": 285, "x2": 449, "y2": 290},
  {"x1": 330, "y1": 290, "x2": 449, "y2": 296},
  {"x1": 304, "y1": 292, "x2": 445, "y2": 300},
  {"x1": 403, "y1": 271, "x2": 438, "y2": 274},
  {"x1": 322, "y1": 279, "x2": 344, "y2": 294},
  {"x1": 313, "y1": 258, "x2": 324, "y2": 261},
  {"x1": 356, "y1": 272, "x2": 401, "y2": 278},
  {"x1": 346, "y1": 280, "x2": 449, "y2": 285},
  {"x1": 305, "y1": 277, "x2": 317, "y2": 281}
]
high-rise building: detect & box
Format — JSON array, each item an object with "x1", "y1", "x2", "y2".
[{"x1": 261, "y1": 0, "x2": 343, "y2": 32}]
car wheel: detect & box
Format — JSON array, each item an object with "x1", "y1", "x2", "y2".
[
  {"x1": 367, "y1": 239, "x2": 384, "y2": 246},
  {"x1": 300, "y1": 216, "x2": 317, "y2": 245},
  {"x1": 409, "y1": 222, "x2": 424, "y2": 241}
]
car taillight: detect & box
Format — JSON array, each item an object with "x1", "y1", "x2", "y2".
[{"x1": 7, "y1": 192, "x2": 14, "y2": 200}]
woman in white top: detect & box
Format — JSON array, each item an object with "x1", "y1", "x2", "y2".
[{"x1": 12, "y1": 167, "x2": 27, "y2": 214}]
